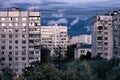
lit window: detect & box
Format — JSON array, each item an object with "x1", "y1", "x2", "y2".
[
  {"x1": 1, "y1": 23, "x2": 6, "y2": 26},
  {"x1": 15, "y1": 18, "x2": 18, "y2": 21},
  {"x1": 22, "y1": 23, "x2": 26, "y2": 26},
  {"x1": 1, "y1": 18, "x2": 5, "y2": 21},
  {"x1": 9, "y1": 23, "x2": 12, "y2": 26},
  {"x1": 22, "y1": 18, "x2": 26, "y2": 21},
  {"x1": 15, "y1": 23, "x2": 18, "y2": 26}
]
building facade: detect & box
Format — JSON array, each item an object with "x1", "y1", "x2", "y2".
[
  {"x1": 41, "y1": 25, "x2": 67, "y2": 57},
  {"x1": 74, "y1": 44, "x2": 91, "y2": 60},
  {"x1": 92, "y1": 11, "x2": 120, "y2": 59},
  {"x1": 0, "y1": 7, "x2": 41, "y2": 74},
  {"x1": 71, "y1": 35, "x2": 91, "y2": 44}
]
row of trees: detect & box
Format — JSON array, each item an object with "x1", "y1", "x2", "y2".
[
  {"x1": 1, "y1": 45, "x2": 120, "y2": 80},
  {"x1": 1, "y1": 58, "x2": 120, "y2": 80}
]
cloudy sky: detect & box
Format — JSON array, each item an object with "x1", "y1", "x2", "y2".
[{"x1": 0, "y1": 0, "x2": 120, "y2": 36}]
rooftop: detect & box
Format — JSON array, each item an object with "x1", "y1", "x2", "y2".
[{"x1": 79, "y1": 44, "x2": 91, "y2": 49}]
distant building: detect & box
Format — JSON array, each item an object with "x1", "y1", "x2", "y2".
[
  {"x1": 67, "y1": 35, "x2": 73, "y2": 46},
  {"x1": 41, "y1": 25, "x2": 67, "y2": 57},
  {"x1": 74, "y1": 44, "x2": 91, "y2": 60},
  {"x1": 71, "y1": 35, "x2": 91, "y2": 44},
  {"x1": 92, "y1": 10, "x2": 120, "y2": 59},
  {"x1": 0, "y1": 7, "x2": 41, "y2": 74}
]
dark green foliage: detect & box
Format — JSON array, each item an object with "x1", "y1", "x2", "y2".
[
  {"x1": 1, "y1": 67, "x2": 13, "y2": 80},
  {"x1": 66, "y1": 44, "x2": 77, "y2": 60},
  {"x1": 41, "y1": 47, "x2": 51, "y2": 63}
]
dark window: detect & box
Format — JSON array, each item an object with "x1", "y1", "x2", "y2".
[
  {"x1": 9, "y1": 34, "x2": 12, "y2": 38},
  {"x1": 22, "y1": 57, "x2": 26, "y2": 60},
  {"x1": 15, "y1": 40, "x2": 18, "y2": 44},
  {"x1": 97, "y1": 37, "x2": 103, "y2": 40},
  {"x1": 104, "y1": 37, "x2": 108, "y2": 40},
  {"x1": 98, "y1": 26, "x2": 103, "y2": 30},
  {"x1": 9, "y1": 46, "x2": 12, "y2": 49},
  {"x1": 1, "y1": 34, "x2": 6, "y2": 38}
]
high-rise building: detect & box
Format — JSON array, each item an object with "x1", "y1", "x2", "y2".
[
  {"x1": 41, "y1": 25, "x2": 67, "y2": 57},
  {"x1": 92, "y1": 10, "x2": 120, "y2": 59},
  {"x1": 0, "y1": 7, "x2": 41, "y2": 74}
]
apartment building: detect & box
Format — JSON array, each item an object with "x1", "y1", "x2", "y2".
[
  {"x1": 41, "y1": 25, "x2": 67, "y2": 57},
  {"x1": 92, "y1": 10, "x2": 120, "y2": 59},
  {"x1": 0, "y1": 7, "x2": 41, "y2": 74},
  {"x1": 71, "y1": 35, "x2": 91, "y2": 44}
]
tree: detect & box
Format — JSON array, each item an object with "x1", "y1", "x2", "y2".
[
  {"x1": 66, "y1": 44, "x2": 77, "y2": 60},
  {"x1": 106, "y1": 65, "x2": 120, "y2": 80},
  {"x1": 41, "y1": 47, "x2": 51, "y2": 63},
  {"x1": 1, "y1": 67, "x2": 13, "y2": 80},
  {"x1": 23, "y1": 62, "x2": 64, "y2": 80}
]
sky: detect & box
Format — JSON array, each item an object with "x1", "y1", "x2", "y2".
[{"x1": 0, "y1": 0, "x2": 120, "y2": 36}]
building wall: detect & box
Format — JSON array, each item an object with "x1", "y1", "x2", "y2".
[
  {"x1": 41, "y1": 25, "x2": 67, "y2": 56},
  {"x1": 71, "y1": 35, "x2": 91, "y2": 44},
  {"x1": 92, "y1": 15, "x2": 113, "y2": 59},
  {"x1": 0, "y1": 8, "x2": 41, "y2": 74},
  {"x1": 74, "y1": 48, "x2": 91, "y2": 60}
]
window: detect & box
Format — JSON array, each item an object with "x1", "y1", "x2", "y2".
[
  {"x1": 22, "y1": 46, "x2": 26, "y2": 49},
  {"x1": 22, "y1": 57, "x2": 26, "y2": 60},
  {"x1": 9, "y1": 40, "x2": 12, "y2": 43},
  {"x1": 9, "y1": 23, "x2": 12, "y2": 26},
  {"x1": 1, "y1": 40, "x2": 6, "y2": 44},
  {"x1": 1, "y1": 57, "x2": 5, "y2": 61},
  {"x1": 22, "y1": 23, "x2": 26, "y2": 26},
  {"x1": 104, "y1": 42, "x2": 108, "y2": 45},
  {"x1": 22, "y1": 18, "x2": 26, "y2": 21},
  {"x1": 22, "y1": 52, "x2": 26, "y2": 55},
  {"x1": 22, "y1": 40, "x2": 26, "y2": 44},
  {"x1": 104, "y1": 37, "x2": 108, "y2": 40},
  {"x1": 9, "y1": 52, "x2": 12, "y2": 55},
  {"x1": 35, "y1": 23, "x2": 38, "y2": 26},
  {"x1": 98, "y1": 53, "x2": 102, "y2": 56},
  {"x1": 9, "y1": 57, "x2": 12, "y2": 61},
  {"x1": 1, "y1": 46, "x2": 5, "y2": 50},
  {"x1": 15, "y1": 35, "x2": 18, "y2": 38},
  {"x1": 9, "y1": 17, "x2": 12, "y2": 21},
  {"x1": 104, "y1": 32, "x2": 108, "y2": 35},
  {"x1": 15, "y1": 29, "x2": 18, "y2": 32},
  {"x1": 98, "y1": 26, "x2": 103, "y2": 30},
  {"x1": 104, "y1": 47, "x2": 108, "y2": 50},
  {"x1": 15, "y1": 23, "x2": 18, "y2": 26},
  {"x1": 22, "y1": 35, "x2": 26, "y2": 38},
  {"x1": 1, "y1": 23, "x2": 6, "y2": 26},
  {"x1": 9, "y1": 34, "x2": 12, "y2": 38},
  {"x1": 15, "y1": 18, "x2": 18, "y2": 21},
  {"x1": 97, "y1": 47, "x2": 103, "y2": 50},
  {"x1": 104, "y1": 27, "x2": 108, "y2": 30},
  {"x1": 97, "y1": 37, "x2": 103, "y2": 40},
  {"x1": 15, "y1": 52, "x2": 18, "y2": 55},
  {"x1": 15, "y1": 46, "x2": 18, "y2": 49},
  {"x1": 1, "y1": 18, "x2": 5, "y2": 21},
  {"x1": 104, "y1": 53, "x2": 108, "y2": 56},
  {"x1": 97, "y1": 42, "x2": 103, "y2": 46},
  {"x1": 15, "y1": 69, "x2": 18, "y2": 72},
  {"x1": 1, "y1": 52, "x2": 4, "y2": 55},
  {"x1": 15, "y1": 40, "x2": 18, "y2": 44},
  {"x1": 81, "y1": 50, "x2": 85, "y2": 53},
  {"x1": 15, "y1": 57, "x2": 18, "y2": 61},
  {"x1": 9, "y1": 46, "x2": 12, "y2": 49},
  {"x1": 1, "y1": 34, "x2": 6, "y2": 38}
]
